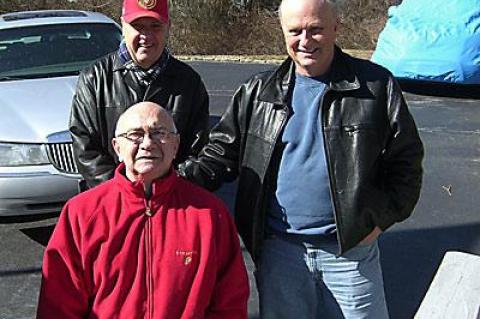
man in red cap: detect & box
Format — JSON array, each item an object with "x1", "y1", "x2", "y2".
[{"x1": 70, "y1": 0, "x2": 209, "y2": 190}]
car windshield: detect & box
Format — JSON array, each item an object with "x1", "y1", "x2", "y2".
[{"x1": 0, "y1": 23, "x2": 121, "y2": 80}]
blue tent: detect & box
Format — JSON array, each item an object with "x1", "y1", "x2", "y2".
[{"x1": 371, "y1": 0, "x2": 480, "y2": 84}]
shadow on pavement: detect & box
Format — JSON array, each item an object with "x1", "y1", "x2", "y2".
[
  {"x1": 0, "y1": 212, "x2": 58, "y2": 247},
  {"x1": 20, "y1": 225, "x2": 55, "y2": 247},
  {"x1": 380, "y1": 222, "x2": 480, "y2": 319},
  {"x1": 0, "y1": 267, "x2": 42, "y2": 277},
  {"x1": 0, "y1": 212, "x2": 59, "y2": 224},
  {"x1": 398, "y1": 79, "x2": 480, "y2": 99}
]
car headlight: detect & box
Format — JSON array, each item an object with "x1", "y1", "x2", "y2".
[{"x1": 0, "y1": 142, "x2": 49, "y2": 166}]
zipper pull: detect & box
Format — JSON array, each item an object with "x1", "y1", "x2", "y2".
[{"x1": 145, "y1": 206, "x2": 153, "y2": 217}]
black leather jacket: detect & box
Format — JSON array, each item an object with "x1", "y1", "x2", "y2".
[
  {"x1": 180, "y1": 47, "x2": 424, "y2": 262},
  {"x1": 70, "y1": 52, "x2": 209, "y2": 189}
]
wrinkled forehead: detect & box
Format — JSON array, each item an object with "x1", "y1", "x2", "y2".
[{"x1": 117, "y1": 105, "x2": 175, "y2": 133}]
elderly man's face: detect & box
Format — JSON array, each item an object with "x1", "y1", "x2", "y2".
[
  {"x1": 113, "y1": 102, "x2": 179, "y2": 184},
  {"x1": 280, "y1": 0, "x2": 338, "y2": 77},
  {"x1": 122, "y1": 16, "x2": 168, "y2": 69}
]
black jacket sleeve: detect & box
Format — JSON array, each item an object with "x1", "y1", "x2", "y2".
[
  {"x1": 178, "y1": 80, "x2": 257, "y2": 191},
  {"x1": 70, "y1": 70, "x2": 116, "y2": 189},
  {"x1": 179, "y1": 77, "x2": 210, "y2": 161}
]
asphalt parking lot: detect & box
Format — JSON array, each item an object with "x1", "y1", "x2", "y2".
[{"x1": 1, "y1": 61, "x2": 479, "y2": 319}]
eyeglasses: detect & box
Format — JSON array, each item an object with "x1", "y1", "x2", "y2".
[{"x1": 116, "y1": 128, "x2": 178, "y2": 144}]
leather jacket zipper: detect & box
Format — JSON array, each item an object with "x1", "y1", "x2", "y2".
[
  {"x1": 260, "y1": 105, "x2": 289, "y2": 239},
  {"x1": 320, "y1": 89, "x2": 343, "y2": 255},
  {"x1": 268, "y1": 105, "x2": 289, "y2": 165}
]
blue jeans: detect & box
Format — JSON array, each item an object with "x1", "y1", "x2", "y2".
[{"x1": 256, "y1": 236, "x2": 389, "y2": 319}]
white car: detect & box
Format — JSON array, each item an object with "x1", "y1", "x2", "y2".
[{"x1": 0, "y1": 10, "x2": 122, "y2": 216}]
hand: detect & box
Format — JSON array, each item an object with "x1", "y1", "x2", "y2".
[{"x1": 359, "y1": 226, "x2": 382, "y2": 245}]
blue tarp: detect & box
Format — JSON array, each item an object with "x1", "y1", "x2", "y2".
[{"x1": 371, "y1": 0, "x2": 480, "y2": 84}]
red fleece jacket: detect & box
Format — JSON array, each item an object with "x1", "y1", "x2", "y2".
[{"x1": 37, "y1": 164, "x2": 249, "y2": 319}]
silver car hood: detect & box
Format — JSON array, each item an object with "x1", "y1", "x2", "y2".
[{"x1": 0, "y1": 75, "x2": 78, "y2": 143}]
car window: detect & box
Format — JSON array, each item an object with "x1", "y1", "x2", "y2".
[{"x1": 0, "y1": 23, "x2": 122, "y2": 79}]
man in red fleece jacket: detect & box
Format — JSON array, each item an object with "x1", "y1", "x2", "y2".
[{"x1": 37, "y1": 102, "x2": 249, "y2": 319}]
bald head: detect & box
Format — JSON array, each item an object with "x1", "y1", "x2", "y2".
[
  {"x1": 115, "y1": 102, "x2": 177, "y2": 137},
  {"x1": 279, "y1": 0, "x2": 342, "y2": 21}
]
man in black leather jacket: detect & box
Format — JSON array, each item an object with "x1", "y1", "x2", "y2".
[
  {"x1": 180, "y1": 0, "x2": 424, "y2": 318},
  {"x1": 70, "y1": 0, "x2": 209, "y2": 189}
]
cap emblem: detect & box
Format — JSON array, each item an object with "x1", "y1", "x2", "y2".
[{"x1": 138, "y1": 0, "x2": 156, "y2": 9}]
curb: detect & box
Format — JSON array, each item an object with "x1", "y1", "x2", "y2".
[{"x1": 177, "y1": 50, "x2": 373, "y2": 64}]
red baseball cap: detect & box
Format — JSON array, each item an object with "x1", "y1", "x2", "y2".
[{"x1": 122, "y1": 0, "x2": 169, "y2": 24}]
